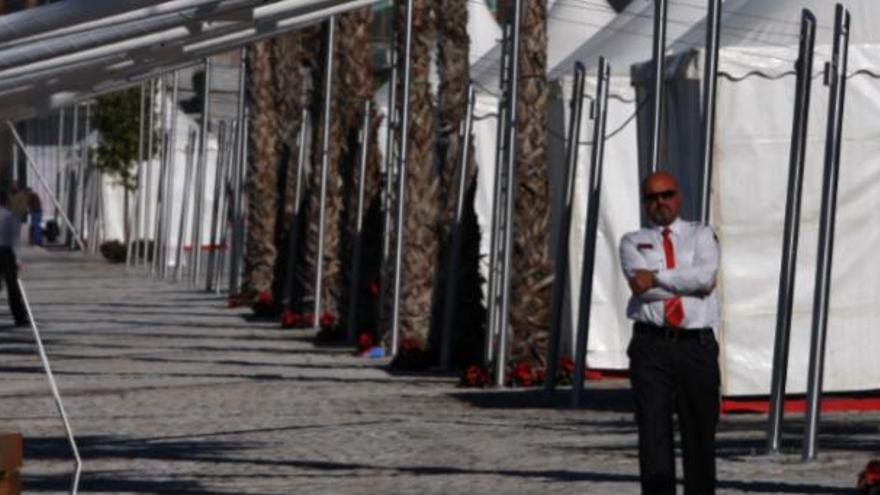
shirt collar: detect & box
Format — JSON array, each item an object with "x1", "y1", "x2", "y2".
[{"x1": 652, "y1": 217, "x2": 682, "y2": 236}]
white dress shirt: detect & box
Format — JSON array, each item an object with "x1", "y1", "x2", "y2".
[
  {"x1": 0, "y1": 205, "x2": 21, "y2": 258},
  {"x1": 619, "y1": 217, "x2": 720, "y2": 329}
]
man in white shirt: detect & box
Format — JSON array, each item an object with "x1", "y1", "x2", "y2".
[
  {"x1": 0, "y1": 190, "x2": 27, "y2": 326},
  {"x1": 619, "y1": 171, "x2": 720, "y2": 495}
]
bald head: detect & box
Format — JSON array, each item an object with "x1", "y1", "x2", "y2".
[{"x1": 642, "y1": 171, "x2": 681, "y2": 226}]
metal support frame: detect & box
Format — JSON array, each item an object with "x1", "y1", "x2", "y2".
[
  {"x1": 143, "y1": 78, "x2": 156, "y2": 270},
  {"x1": 127, "y1": 82, "x2": 146, "y2": 267},
  {"x1": 346, "y1": 100, "x2": 372, "y2": 344},
  {"x1": 572, "y1": 57, "x2": 611, "y2": 407},
  {"x1": 803, "y1": 3, "x2": 849, "y2": 462},
  {"x1": 151, "y1": 76, "x2": 169, "y2": 276},
  {"x1": 17, "y1": 279, "x2": 82, "y2": 495},
  {"x1": 205, "y1": 121, "x2": 228, "y2": 291},
  {"x1": 699, "y1": 0, "x2": 722, "y2": 224},
  {"x1": 55, "y1": 108, "x2": 65, "y2": 225},
  {"x1": 544, "y1": 63, "x2": 587, "y2": 394},
  {"x1": 6, "y1": 122, "x2": 86, "y2": 251},
  {"x1": 174, "y1": 129, "x2": 198, "y2": 281},
  {"x1": 649, "y1": 0, "x2": 668, "y2": 173},
  {"x1": 766, "y1": 9, "x2": 816, "y2": 455},
  {"x1": 389, "y1": 0, "x2": 414, "y2": 355},
  {"x1": 158, "y1": 71, "x2": 180, "y2": 279},
  {"x1": 228, "y1": 47, "x2": 247, "y2": 295},
  {"x1": 282, "y1": 109, "x2": 309, "y2": 310},
  {"x1": 313, "y1": 16, "x2": 336, "y2": 331},
  {"x1": 216, "y1": 120, "x2": 237, "y2": 293},
  {"x1": 191, "y1": 57, "x2": 212, "y2": 285},
  {"x1": 439, "y1": 84, "x2": 475, "y2": 370},
  {"x1": 75, "y1": 103, "x2": 91, "y2": 248},
  {"x1": 64, "y1": 104, "x2": 80, "y2": 247},
  {"x1": 484, "y1": 22, "x2": 512, "y2": 365},
  {"x1": 381, "y1": 31, "x2": 399, "y2": 265},
  {"x1": 493, "y1": 0, "x2": 522, "y2": 387}
]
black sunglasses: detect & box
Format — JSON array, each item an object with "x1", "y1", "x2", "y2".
[{"x1": 643, "y1": 189, "x2": 677, "y2": 202}]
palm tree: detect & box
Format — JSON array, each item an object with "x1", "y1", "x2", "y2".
[
  {"x1": 509, "y1": 0, "x2": 552, "y2": 365},
  {"x1": 271, "y1": 31, "x2": 308, "y2": 305},
  {"x1": 393, "y1": 0, "x2": 439, "y2": 353},
  {"x1": 242, "y1": 40, "x2": 279, "y2": 304},
  {"x1": 436, "y1": 0, "x2": 472, "y2": 232}
]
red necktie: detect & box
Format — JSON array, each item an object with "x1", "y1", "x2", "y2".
[{"x1": 662, "y1": 228, "x2": 685, "y2": 327}]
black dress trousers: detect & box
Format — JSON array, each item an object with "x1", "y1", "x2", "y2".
[
  {"x1": 628, "y1": 323, "x2": 720, "y2": 495},
  {"x1": 0, "y1": 246, "x2": 28, "y2": 324}
]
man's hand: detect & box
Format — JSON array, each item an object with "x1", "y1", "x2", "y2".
[{"x1": 628, "y1": 269, "x2": 655, "y2": 296}]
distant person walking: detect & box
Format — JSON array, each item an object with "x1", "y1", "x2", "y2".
[
  {"x1": 26, "y1": 187, "x2": 42, "y2": 246},
  {"x1": 619, "y1": 171, "x2": 720, "y2": 495},
  {"x1": 0, "y1": 190, "x2": 28, "y2": 326}
]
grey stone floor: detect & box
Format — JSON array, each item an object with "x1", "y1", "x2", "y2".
[{"x1": 0, "y1": 247, "x2": 877, "y2": 494}]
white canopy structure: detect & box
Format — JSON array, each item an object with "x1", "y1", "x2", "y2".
[{"x1": 622, "y1": 0, "x2": 880, "y2": 397}]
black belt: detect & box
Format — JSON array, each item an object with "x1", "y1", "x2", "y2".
[{"x1": 634, "y1": 321, "x2": 713, "y2": 342}]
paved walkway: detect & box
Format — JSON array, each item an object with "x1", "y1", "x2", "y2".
[{"x1": 0, "y1": 247, "x2": 876, "y2": 494}]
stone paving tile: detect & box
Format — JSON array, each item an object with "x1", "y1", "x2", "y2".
[{"x1": 0, "y1": 247, "x2": 877, "y2": 494}]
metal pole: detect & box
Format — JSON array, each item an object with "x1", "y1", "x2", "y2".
[
  {"x1": 151, "y1": 77, "x2": 169, "y2": 276},
  {"x1": 699, "y1": 0, "x2": 722, "y2": 224},
  {"x1": 803, "y1": 3, "x2": 849, "y2": 462},
  {"x1": 66, "y1": 104, "x2": 79, "y2": 247},
  {"x1": 205, "y1": 121, "x2": 227, "y2": 291},
  {"x1": 76, "y1": 104, "x2": 91, "y2": 248},
  {"x1": 6, "y1": 122, "x2": 86, "y2": 251},
  {"x1": 17, "y1": 279, "x2": 82, "y2": 495},
  {"x1": 55, "y1": 108, "x2": 65, "y2": 225},
  {"x1": 163, "y1": 71, "x2": 181, "y2": 279},
  {"x1": 346, "y1": 100, "x2": 372, "y2": 344},
  {"x1": 766, "y1": 9, "x2": 816, "y2": 454},
  {"x1": 191, "y1": 57, "x2": 212, "y2": 285},
  {"x1": 282, "y1": 110, "x2": 309, "y2": 311},
  {"x1": 174, "y1": 129, "x2": 198, "y2": 281},
  {"x1": 494, "y1": 0, "x2": 522, "y2": 387},
  {"x1": 143, "y1": 79, "x2": 156, "y2": 270},
  {"x1": 381, "y1": 32, "x2": 399, "y2": 263},
  {"x1": 544, "y1": 63, "x2": 587, "y2": 393},
  {"x1": 127, "y1": 83, "x2": 147, "y2": 267},
  {"x1": 572, "y1": 57, "x2": 611, "y2": 407},
  {"x1": 229, "y1": 47, "x2": 247, "y2": 295},
  {"x1": 484, "y1": 22, "x2": 512, "y2": 365},
  {"x1": 389, "y1": 0, "x2": 415, "y2": 354},
  {"x1": 439, "y1": 84, "x2": 476, "y2": 370},
  {"x1": 217, "y1": 120, "x2": 238, "y2": 294},
  {"x1": 313, "y1": 16, "x2": 336, "y2": 331},
  {"x1": 649, "y1": 0, "x2": 668, "y2": 173}
]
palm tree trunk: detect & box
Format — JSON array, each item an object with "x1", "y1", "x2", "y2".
[
  {"x1": 436, "y1": 0, "x2": 472, "y2": 233},
  {"x1": 395, "y1": 0, "x2": 439, "y2": 351},
  {"x1": 242, "y1": 40, "x2": 279, "y2": 302},
  {"x1": 510, "y1": 0, "x2": 551, "y2": 365}
]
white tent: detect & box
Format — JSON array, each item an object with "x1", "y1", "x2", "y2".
[
  {"x1": 626, "y1": 0, "x2": 880, "y2": 397},
  {"x1": 546, "y1": 0, "x2": 710, "y2": 370}
]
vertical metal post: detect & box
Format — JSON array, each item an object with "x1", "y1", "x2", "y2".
[
  {"x1": 160, "y1": 71, "x2": 180, "y2": 279},
  {"x1": 55, "y1": 108, "x2": 65, "y2": 225},
  {"x1": 571, "y1": 57, "x2": 611, "y2": 407},
  {"x1": 699, "y1": 0, "x2": 722, "y2": 224},
  {"x1": 66, "y1": 104, "x2": 80, "y2": 247},
  {"x1": 485, "y1": 22, "x2": 512, "y2": 365},
  {"x1": 381, "y1": 31, "x2": 399, "y2": 263},
  {"x1": 127, "y1": 83, "x2": 147, "y2": 267},
  {"x1": 206, "y1": 121, "x2": 228, "y2": 291},
  {"x1": 313, "y1": 16, "x2": 336, "y2": 331},
  {"x1": 229, "y1": 48, "x2": 247, "y2": 295},
  {"x1": 17, "y1": 279, "x2": 82, "y2": 495},
  {"x1": 346, "y1": 101, "x2": 373, "y2": 344},
  {"x1": 803, "y1": 3, "x2": 849, "y2": 462},
  {"x1": 6, "y1": 122, "x2": 86, "y2": 251},
  {"x1": 217, "y1": 120, "x2": 237, "y2": 294},
  {"x1": 767, "y1": 9, "x2": 816, "y2": 454},
  {"x1": 544, "y1": 63, "x2": 587, "y2": 393},
  {"x1": 282, "y1": 110, "x2": 309, "y2": 310},
  {"x1": 494, "y1": 0, "x2": 522, "y2": 387},
  {"x1": 439, "y1": 84, "x2": 476, "y2": 370},
  {"x1": 143, "y1": 79, "x2": 156, "y2": 270},
  {"x1": 76, "y1": 104, "x2": 91, "y2": 248},
  {"x1": 389, "y1": 0, "x2": 415, "y2": 354},
  {"x1": 152, "y1": 77, "x2": 169, "y2": 276},
  {"x1": 175, "y1": 129, "x2": 198, "y2": 281},
  {"x1": 191, "y1": 58, "x2": 212, "y2": 285},
  {"x1": 649, "y1": 0, "x2": 668, "y2": 173}
]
